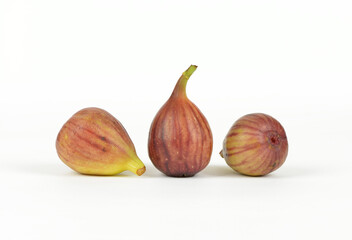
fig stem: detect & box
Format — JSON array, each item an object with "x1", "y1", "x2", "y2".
[
  {"x1": 219, "y1": 150, "x2": 224, "y2": 158},
  {"x1": 136, "y1": 166, "x2": 146, "y2": 176},
  {"x1": 171, "y1": 65, "x2": 198, "y2": 98},
  {"x1": 126, "y1": 156, "x2": 146, "y2": 176},
  {"x1": 183, "y1": 65, "x2": 198, "y2": 79}
]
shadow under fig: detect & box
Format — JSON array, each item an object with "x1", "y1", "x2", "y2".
[
  {"x1": 12, "y1": 159, "x2": 325, "y2": 179},
  {"x1": 200, "y1": 164, "x2": 240, "y2": 177},
  {"x1": 10, "y1": 160, "x2": 71, "y2": 176},
  {"x1": 267, "y1": 164, "x2": 326, "y2": 178},
  {"x1": 12, "y1": 160, "x2": 134, "y2": 177},
  {"x1": 200, "y1": 163, "x2": 325, "y2": 178}
]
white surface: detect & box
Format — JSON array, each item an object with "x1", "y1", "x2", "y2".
[{"x1": 1, "y1": 0, "x2": 352, "y2": 239}]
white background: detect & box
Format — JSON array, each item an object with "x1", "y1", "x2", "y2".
[{"x1": 1, "y1": 0, "x2": 352, "y2": 239}]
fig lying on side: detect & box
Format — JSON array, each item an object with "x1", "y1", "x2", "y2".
[
  {"x1": 56, "y1": 107, "x2": 145, "y2": 176},
  {"x1": 220, "y1": 113, "x2": 288, "y2": 176},
  {"x1": 148, "y1": 65, "x2": 213, "y2": 177}
]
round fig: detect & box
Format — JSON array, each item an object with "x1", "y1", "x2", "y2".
[
  {"x1": 220, "y1": 113, "x2": 288, "y2": 176},
  {"x1": 148, "y1": 65, "x2": 213, "y2": 177}
]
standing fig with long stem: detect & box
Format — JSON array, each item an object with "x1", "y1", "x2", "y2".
[{"x1": 148, "y1": 65, "x2": 213, "y2": 177}]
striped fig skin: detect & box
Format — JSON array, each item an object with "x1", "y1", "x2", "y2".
[
  {"x1": 221, "y1": 113, "x2": 288, "y2": 176},
  {"x1": 148, "y1": 65, "x2": 213, "y2": 177},
  {"x1": 56, "y1": 107, "x2": 145, "y2": 176}
]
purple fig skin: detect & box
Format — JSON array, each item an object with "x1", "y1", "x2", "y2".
[
  {"x1": 148, "y1": 65, "x2": 213, "y2": 177},
  {"x1": 220, "y1": 113, "x2": 288, "y2": 176}
]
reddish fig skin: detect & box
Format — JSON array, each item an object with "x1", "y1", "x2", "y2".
[
  {"x1": 148, "y1": 65, "x2": 213, "y2": 177},
  {"x1": 220, "y1": 113, "x2": 288, "y2": 176},
  {"x1": 56, "y1": 107, "x2": 145, "y2": 176}
]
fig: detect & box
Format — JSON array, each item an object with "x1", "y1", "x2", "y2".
[
  {"x1": 148, "y1": 65, "x2": 213, "y2": 177},
  {"x1": 56, "y1": 107, "x2": 146, "y2": 176},
  {"x1": 220, "y1": 113, "x2": 288, "y2": 176}
]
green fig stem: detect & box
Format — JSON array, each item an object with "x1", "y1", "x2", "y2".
[
  {"x1": 171, "y1": 65, "x2": 198, "y2": 98},
  {"x1": 126, "y1": 156, "x2": 146, "y2": 176}
]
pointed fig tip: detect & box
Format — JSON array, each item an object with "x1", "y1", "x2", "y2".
[
  {"x1": 219, "y1": 150, "x2": 224, "y2": 158},
  {"x1": 136, "y1": 166, "x2": 146, "y2": 176}
]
